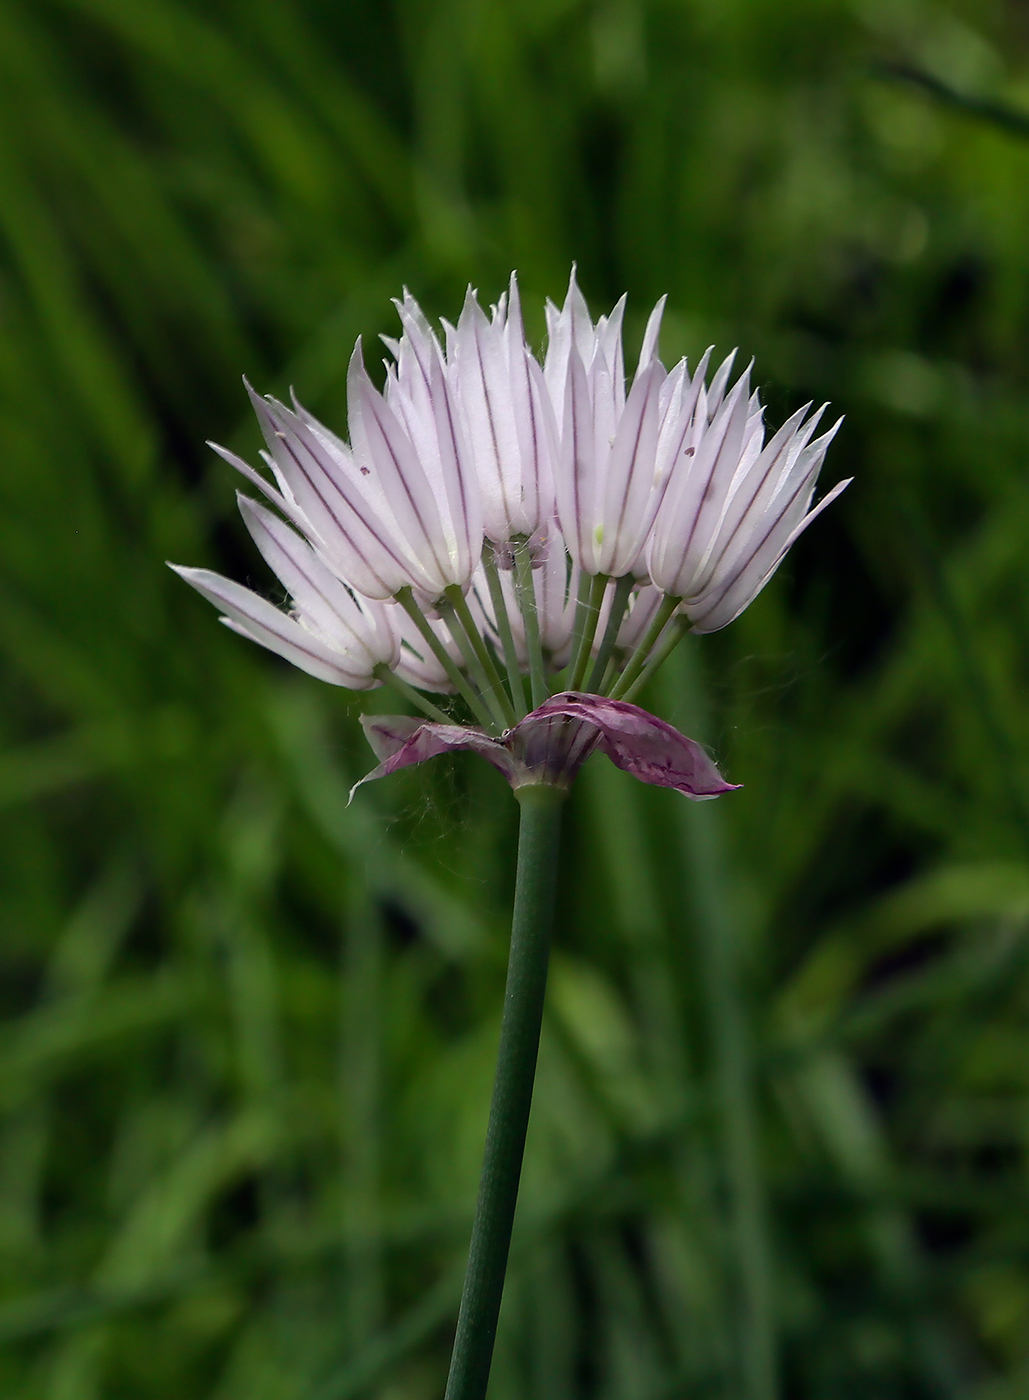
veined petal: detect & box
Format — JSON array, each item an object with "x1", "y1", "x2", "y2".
[
  {"x1": 594, "y1": 294, "x2": 627, "y2": 419},
  {"x1": 238, "y1": 495, "x2": 398, "y2": 669},
  {"x1": 686, "y1": 469, "x2": 850, "y2": 633},
  {"x1": 390, "y1": 292, "x2": 483, "y2": 577},
  {"x1": 525, "y1": 693, "x2": 739, "y2": 798},
  {"x1": 647, "y1": 365, "x2": 755, "y2": 598},
  {"x1": 248, "y1": 385, "x2": 427, "y2": 599},
  {"x1": 635, "y1": 294, "x2": 667, "y2": 376},
  {"x1": 704, "y1": 350, "x2": 738, "y2": 417},
  {"x1": 454, "y1": 284, "x2": 537, "y2": 542},
  {"x1": 347, "y1": 346, "x2": 462, "y2": 594},
  {"x1": 689, "y1": 406, "x2": 830, "y2": 593},
  {"x1": 553, "y1": 344, "x2": 598, "y2": 570},
  {"x1": 597, "y1": 359, "x2": 664, "y2": 576},
  {"x1": 542, "y1": 267, "x2": 595, "y2": 425},
  {"x1": 169, "y1": 565, "x2": 377, "y2": 689}
]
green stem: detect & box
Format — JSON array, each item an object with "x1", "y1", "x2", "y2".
[
  {"x1": 445, "y1": 585, "x2": 517, "y2": 727},
  {"x1": 437, "y1": 597, "x2": 509, "y2": 731},
  {"x1": 482, "y1": 549, "x2": 529, "y2": 720},
  {"x1": 373, "y1": 664, "x2": 454, "y2": 726},
  {"x1": 394, "y1": 589, "x2": 497, "y2": 733},
  {"x1": 608, "y1": 593, "x2": 680, "y2": 699},
  {"x1": 565, "y1": 572, "x2": 608, "y2": 693},
  {"x1": 513, "y1": 544, "x2": 549, "y2": 709},
  {"x1": 619, "y1": 615, "x2": 691, "y2": 703},
  {"x1": 443, "y1": 783, "x2": 566, "y2": 1400},
  {"x1": 584, "y1": 573, "x2": 635, "y2": 693}
]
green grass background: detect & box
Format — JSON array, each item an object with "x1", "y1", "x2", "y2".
[{"x1": 2, "y1": 0, "x2": 1029, "y2": 1395}]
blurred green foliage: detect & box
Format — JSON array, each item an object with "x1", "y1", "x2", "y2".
[{"x1": 2, "y1": 0, "x2": 1029, "y2": 1395}]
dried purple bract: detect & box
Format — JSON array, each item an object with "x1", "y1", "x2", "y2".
[{"x1": 353, "y1": 692, "x2": 739, "y2": 800}]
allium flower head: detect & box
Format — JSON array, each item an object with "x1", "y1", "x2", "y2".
[{"x1": 173, "y1": 272, "x2": 848, "y2": 797}]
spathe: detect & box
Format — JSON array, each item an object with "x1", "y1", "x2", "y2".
[{"x1": 351, "y1": 692, "x2": 739, "y2": 801}]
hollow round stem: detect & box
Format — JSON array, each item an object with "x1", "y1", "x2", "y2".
[{"x1": 443, "y1": 783, "x2": 566, "y2": 1400}]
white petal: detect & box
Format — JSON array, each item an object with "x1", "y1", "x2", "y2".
[
  {"x1": 455, "y1": 288, "x2": 530, "y2": 541},
  {"x1": 388, "y1": 302, "x2": 482, "y2": 582},
  {"x1": 647, "y1": 367, "x2": 754, "y2": 596},
  {"x1": 347, "y1": 347, "x2": 458, "y2": 592},
  {"x1": 238, "y1": 495, "x2": 398, "y2": 668},
  {"x1": 248, "y1": 385, "x2": 423, "y2": 599},
  {"x1": 170, "y1": 565, "x2": 374, "y2": 688},
  {"x1": 691, "y1": 406, "x2": 829, "y2": 593},
  {"x1": 636, "y1": 294, "x2": 667, "y2": 376},
  {"x1": 705, "y1": 350, "x2": 738, "y2": 416},
  {"x1": 553, "y1": 344, "x2": 597, "y2": 570},
  {"x1": 687, "y1": 472, "x2": 850, "y2": 633},
  {"x1": 597, "y1": 360, "x2": 663, "y2": 576}
]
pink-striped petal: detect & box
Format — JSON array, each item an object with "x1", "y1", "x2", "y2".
[{"x1": 169, "y1": 565, "x2": 377, "y2": 689}]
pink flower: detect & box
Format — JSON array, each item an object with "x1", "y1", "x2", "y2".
[{"x1": 172, "y1": 272, "x2": 846, "y2": 795}]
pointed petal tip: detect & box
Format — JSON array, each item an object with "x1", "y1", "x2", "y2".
[{"x1": 242, "y1": 375, "x2": 266, "y2": 406}]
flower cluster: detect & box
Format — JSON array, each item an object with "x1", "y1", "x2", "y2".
[{"x1": 173, "y1": 272, "x2": 846, "y2": 797}]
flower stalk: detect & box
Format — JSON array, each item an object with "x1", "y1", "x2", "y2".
[
  {"x1": 565, "y1": 572, "x2": 608, "y2": 693},
  {"x1": 393, "y1": 589, "x2": 495, "y2": 732},
  {"x1": 482, "y1": 548, "x2": 530, "y2": 720},
  {"x1": 609, "y1": 593, "x2": 681, "y2": 700},
  {"x1": 372, "y1": 663, "x2": 453, "y2": 725},
  {"x1": 440, "y1": 588, "x2": 516, "y2": 729},
  {"x1": 512, "y1": 542, "x2": 549, "y2": 709},
  {"x1": 585, "y1": 572, "x2": 635, "y2": 693},
  {"x1": 444, "y1": 783, "x2": 566, "y2": 1400}
]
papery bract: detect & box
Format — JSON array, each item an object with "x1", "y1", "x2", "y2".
[{"x1": 352, "y1": 692, "x2": 739, "y2": 800}]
